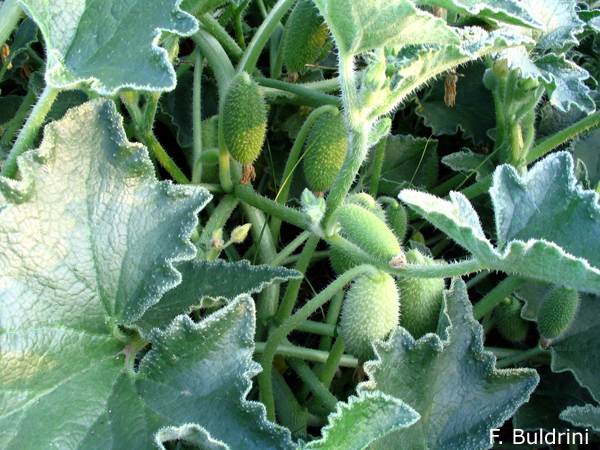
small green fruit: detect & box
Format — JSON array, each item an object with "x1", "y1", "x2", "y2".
[
  {"x1": 336, "y1": 203, "x2": 403, "y2": 266},
  {"x1": 201, "y1": 116, "x2": 219, "y2": 150},
  {"x1": 339, "y1": 270, "x2": 400, "y2": 360},
  {"x1": 347, "y1": 193, "x2": 386, "y2": 222},
  {"x1": 222, "y1": 72, "x2": 267, "y2": 165},
  {"x1": 494, "y1": 297, "x2": 529, "y2": 343},
  {"x1": 303, "y1": 112, "x2": 348, "y2": 192},
  {"x1": 537, "y1": 286, "x2": 579, "y2": 341},
  {"x1": 385, "y1": 203, "x2": 407, "y2": 243},
  {"x1": 397, "y1": 249, "x2": 445, "y2": 339},
  {"x1": 283, "y1": 0, "x2": 332, "y2": 73}
]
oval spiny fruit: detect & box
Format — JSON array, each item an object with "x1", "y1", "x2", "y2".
[
  {"x1": 339, "y1": 270, "x2": 400, "y2": 360},
  {"x1": 201, "y1": 115, "x2": 219, "y2": 150},
  {"x1": 385, "y1": 203, "x2": 407, "y2": 243},
  {"x1": 283, "y1": 0, "x2": 332, "y2": 73},
  {"x1": 537, "y1": 286, "x2": 579, "y2": 342},
  {"x1": 303, "y1": 112, "x2": 348, "y2": 192},
  {"x1": 222, "y1": 72, "x2": 267, "y2": 165},
  {"x1": 397, "y1": 249, "x2": 445, "y2": 339},
  {"x1": 494, "y1": 296, "x2": 529, "y2": 343},
  {"x1": 336, "y1": 203, "x2": 402, "y2": 267},
  {"x1": 347, "y1": 193, "x2": 386, "y2": 222}
]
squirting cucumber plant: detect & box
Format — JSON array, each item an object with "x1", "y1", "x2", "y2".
[{"x1": 2, "y1": 0, "x2": 600, "y2": 449}]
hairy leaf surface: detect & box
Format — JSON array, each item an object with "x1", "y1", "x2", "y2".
[
  {"x1": 135, "y1": 259, "x2": 302, "y2": 335},
  {"x1": 400, "y1": 152, "x2": 600, "y2": 294},
  {"x1": 312, "y1": 0, "x2": 459, "y2": 56},
  {"x1": 360, "y1": 279, "x2": 538, "y2": 450},
  {"x1": 0, "y1": 100, "x2": 290, "y2": 449},
  {"x1": 19, "y1": 0, "x2": 198, "y2": 94},
  {"x1": 560, "y1": 404, "x2": 600, "y2": 432},
  {"x1": 304, "y1": 391, "x2": 420, "y2": 450}
]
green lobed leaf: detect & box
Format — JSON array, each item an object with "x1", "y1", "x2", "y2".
[
  {"x1": 19, "y1": 0, "x2": 198, "y2": 95},
  {"x1": 442, "y1": 150, "x2": 495, "y2": 181},
  {"x1": 549, "y1": 293, "x2": 600, "y2": 402},
  {"x1": 560, "y1": 404, "x2": 600, "y2": 432},
  {"x1": 366, "y1": 134, "x2": 438, "y2": 196},
  {"x1": 360, "y1": 278, "x2": 539, "y2": 450},
  {"x1": 400, "y1": 152, "x2": 600, "y2": 295},
  {"x1": 134, "y1": 259, "x2": 303, "y2": 335},
  {"x1": 155, "y1": 424, "x2": 229, "y2": 449},
  {"x1": 4, "y1": 18, "x2": 38, "y2": 66},
  {"x1": 415, "y1": 62, "x2": 495, "y2": 145},
  {"x1": 304, "y1": 391, "x2": 420, "y2": 450},
  {"x1": 368, "y1": 28, "x2": 534, "y2": 120},
  {"x1": 312, "y1": 0, "x2": 459, "y2": 56}
]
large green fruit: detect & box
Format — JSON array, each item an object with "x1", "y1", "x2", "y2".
[
  {"x1": 537, "y1": 286, "x2": 579, "y2": 342},
  {"x1": 303, "y1": 112, "x2": 348, "y2": 192},
  {"x1": 222, "y1": 72, "x2": 267, "y2": 165},
  {"x1": 339, "y1": 270, "x2": 400, "y2": 360},
  {"x1": 494, "y1": 296, "x2": 529, "y2": 343},
  {"x1": 283, "y1": 0, "x2": 332, "y2": 73},
  {"x1": 397, "y1": 249, "x2": 445, "y2": 339},
  {"x1": 336, "y1": 203, "x2": 403, "y2": 266}
]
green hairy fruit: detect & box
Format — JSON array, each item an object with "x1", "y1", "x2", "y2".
[
  {"x1": 494, "y1": 297, "x2": 529, "y2": 343},
  {"x1": 336, "y1": 203, "x2": 403, "y2": 266},
  {"x1": 283, "y1": 0, "x2": 332, "y2": 73},
  {"x1": 538, "y1": 286, "x2": 579, "y2": 342},
  {"x1": 385, "y1": 203, "x2": 407, "y2": 243},
  {"x1": 201, "y1": 115, "x2": 219, "y2": 149},
  {"x1": 339, "y1": 270, "x2": 400, "y2": 360},
  {"x1": 222, "y1": 72, "x2": 267, "y2": 165},
  {"x1": 347, "y1": 192, "x2": 386, "y2": 222},
  {"x1": 303, "y1": 111, "x2": 348, "y2": 192},
  {"x1": 397, "y1": 249, "x2": 445, "y2": 339}
]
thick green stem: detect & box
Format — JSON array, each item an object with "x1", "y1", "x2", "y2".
[
  {"x1": 256, "y1": 78, "x2": 343, "y2": 108},
  {"x1": 495, "y1": 344, "x2": 547, "y2": 369},
  {"x1": 142, "y1": 134, "x2": 189, "y2": 184},
  {"x1": 472, "y1": 276, "x2": 527, "y2": 320},
  {"x1": 369, "y1": 138, "x2": 387, "y2": 196},
  {"x1": 459, "y1": 173, "x2": 493, "y2": 200},
  {"x1": 2, "y1": 86, "x2": 59, "y2": 179},
  {"x1": 255, "y1": 342, "x2": 358, "y2": 367},
  {"x1": 192, "y1": 50, "x2": 204, "y2": 184},
  {"x1": 526, "y1": 109, "x2": 600, "y2": 165},
  {"x1": 397, "y1": 259, "x2": 485, "y2": 279},
  {"x1": 237, "y1": 0, "x2": 296, "y2": 74},
  {"x1": 319, "y1": 338, "x2": 345, "y2": 389},
  {"x1": 296, "y1": 320, "x2": 336, "y2": 337},
  {"x1": 241, "y1": 202, "x2": 280, "y2": 325},
  {"x1": 276, "y1": 235, "x2": 320, "y2": 323},
  {"x1": 271, "y1": 369, "x2": 309, "y2": 438},
  {"x1": 233, "y1": 1, "x2": 248, "y2": 50},
  {"x1": 270, "y1": 230, "x2": 311, "y2": 267},
  {"x1": 0, "y1": 0, "x2": 22, "y2": 50},
  {"x1": 319, "y1": 290, "x2": 344, "y2": 352},
  {"x1": 287, "y1": 357, "x2": 338, "y2": 412},
  {"x1": 198, "y1": 14, "x2": 243, "y2": 60},
  {"x1": 508, "y1": 123, "x2": 522, "y2": 168},
  {"x1": 0, "y1": 89, "x2": 35, "y2": 147},
  {"x1": 260, "y1": 264, "x2": 378, "y2": 421},
  {"x1": 269, "y1": 23, "x2": 284, "y2": 80},
  {"x1": 200, "y1": 195, "x2": 239, "y2": 258},
  {"x1": 233, "y1": 183, "x2": 307, "y2": 230},
  {"x1": 271, "y1": 104, "x2": 340, "y2": 240},
  {"x1": 192, "y1": 28, "x2": 235, "y2": 95}
]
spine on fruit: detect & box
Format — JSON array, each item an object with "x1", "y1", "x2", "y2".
[
  {"x1": 538, "y1": 286, "x2": 579, "y2": 345},
  {"x1": 494, "y1": 296, "x2": 529, "y2": 343}
]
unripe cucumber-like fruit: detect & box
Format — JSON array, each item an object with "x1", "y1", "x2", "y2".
[
  {"x1": 339, "y1": 270, "x2": 400, "y2": 360},
  {"x1": 385, "y1": 203, "x2": 407, "y2": 243},
  {"x1": 397, "y1": 249, "x2": 445, "y2": 339},
  {"x1": 283, "y1": 0, "x2": 332, "y2": 73},
  {"x1": 222, "y1": 72, "x2": 267, "y2": 165},
  {"x1": 303, "y1": 112, "x2": 348, "y2": 192},
  {"x1": 537, "y1": 286, "x2": 579, "y2": 341},
  {"x1": 347, "y1": 193, "x2": 386, "y2": 222},
  {"x1": 336, "y1": 204, "x2": 402, "y2": 266},
  {"x1": 494, "y1": 297, "x2": 529, "y2": 343},
  {"x1": 201, "y1": 116, "x2": 219, "y2": 150}
]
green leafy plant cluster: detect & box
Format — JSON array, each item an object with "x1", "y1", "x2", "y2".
[{"x1": 2, "y1": 0, "x2": 600, "y2": 448}]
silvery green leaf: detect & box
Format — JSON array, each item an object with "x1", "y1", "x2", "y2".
[
  {"x1": 414, "y1": 0, "x2": 543, "y2": 28},
  {"x1": 134, "y1": 259, "x2": 302, "y2": 335},
  {"x1": 312, "y1": 0, "x2": 459, "y2": 56},
  {"x1": 560, "y1": 404, "x2": 600, "y2": 432},
  {"x1": 155, "y1": 424, "x2": 228, "y2": 450},
  {"x1": 361, "y1": 278, "x2": 538, "y2": 450},
  {"x1": 401, "y1": 152, "x2": 600, "y2": 295},
  {"x1": 19, "y1": 0, "x2": 198, "y2": 94},
  {"x1": 442, "y1": 150, "x2": 495, "y2": 181},
  {"x1": 304, "y1": 391, "x2": 420, "y2": 450}
]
